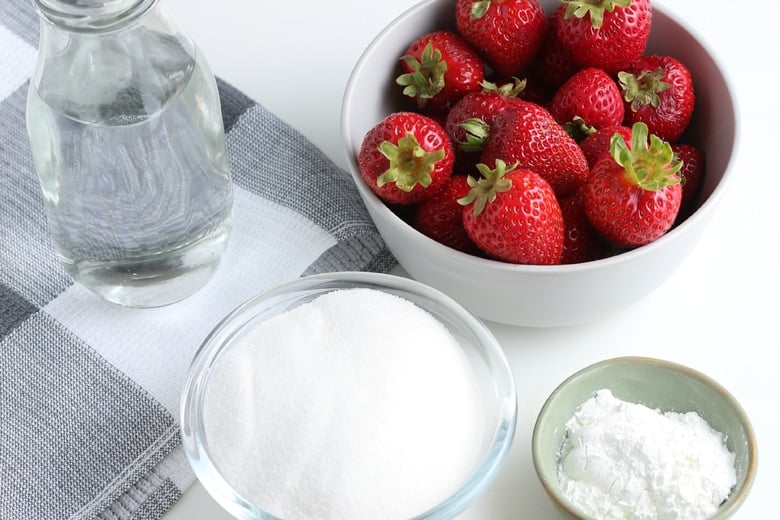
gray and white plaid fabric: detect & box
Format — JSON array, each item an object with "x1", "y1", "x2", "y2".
[{"x1": 0, "y1": 1, "x2": 395, "y2": 518}]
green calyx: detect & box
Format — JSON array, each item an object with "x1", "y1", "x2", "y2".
[
  {"x1": 560, "y1": 0, "x2": 631, "y2": 29},
  {"x1": 618, "y1": 68, "x2": 672, "y2": 112},
  {"x1": 563, "y1": 115, "x2": 596, "y2": 142},
  {"x1": 481, "y1": 77, "x2": 527, "y2": 98},
  {"x1": 396, "y1": 42, "x2": 447, "y2": 109},
  {"x1": 470, "y1": 0, "x2": 492, "y2": 19},
  {"x1": 610, "y1": 122, "x2": 682, "y2": 191},
  {"x1": 458, "y1": 118, "x2": 491, "y2": 153},
  {"x1": 377, "y1": 132, "x2": 446, "y2": 192},
  {"x1": 457, "y1": 159, "x2": 518, "y2": 216},
  {"x1": 454, "y1": 78, "x2": 525, "y2": 152}
]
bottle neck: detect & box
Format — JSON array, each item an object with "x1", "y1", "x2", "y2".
[{"x1": 31, "y1": 0, "x2": 159, "y2": 33}]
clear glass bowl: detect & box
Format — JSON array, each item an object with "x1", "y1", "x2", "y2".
[{"x1": 180, "y1": 271, "x2": 517, "y2": 520}]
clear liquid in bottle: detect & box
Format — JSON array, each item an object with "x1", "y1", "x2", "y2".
[{"x1": 27, "y1": 6, "x2": 233, "y2": 308}]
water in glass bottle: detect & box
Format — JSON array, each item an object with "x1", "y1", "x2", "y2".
[{"x1": 27, "y1": 0, "x2": 233, "y2": 307}]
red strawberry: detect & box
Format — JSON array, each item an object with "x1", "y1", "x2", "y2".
[
  {"x1": 550, "y1": 67, "x2": 625, "y2": 134},
  {"x1": 444, "y1": 79, "x2": 527, "y2": 174},
  {"x1": 358, "y1": 112, "x2": 454, "y2": 205},
  {"x1": 533, "y1": 5, "x2": 579, "y2": 90},
  {"x1": 579, "y1": 124, "x2": 632, "y2": 167},
  {"x1": 559, "y1": 189, "x2": 607, "y2": 264},
  {"x1": 414, "y1": 175, "x2": 481, "y2": 254},
  {"x1": 619, "y1": 55, "x2": 695, "y2": 143},
  {"x1": 556, "y1": 0, "x2": 651, "y2": 75},
  {"x1": 445, "y1": 79, "x2": 526, "y2": 153},
  {"x1": 479, "y1": 100, "x2": 590, "y2": 198},
  {"x1": 455, "y1": 0, "x2": 546, "y2": 78},
  {"x1": 672, "y1": 142, "x2": 704, "y2": 209},
  {"x1": 459, "y1": 160, "x2": 564, "y2": 264},
  {"x1": 584, "y1": 122, "x2": 683, "y2": 247},
  {"x1": 397, "y1": 31, "x2": 485, "y2": 111}
]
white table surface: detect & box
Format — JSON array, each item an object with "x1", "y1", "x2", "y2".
[{"x1": 162, "y1": 0, "x2": 777, "y2": 518}]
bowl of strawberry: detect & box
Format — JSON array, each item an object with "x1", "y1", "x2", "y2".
[{"x1": 341, "y1": 0, "x2": 735, "y2": 327}]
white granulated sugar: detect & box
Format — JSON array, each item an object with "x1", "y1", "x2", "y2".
[
  {"x1": 558, "y1": 389, "x2": 737, "y2": 520},
  {"x1": 202, "y1": 288, "x2": 485, "y2": 520}
]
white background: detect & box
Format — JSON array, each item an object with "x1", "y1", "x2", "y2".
[{"x1": 163, "y1": 0, "x2": 778, "y2": 518}]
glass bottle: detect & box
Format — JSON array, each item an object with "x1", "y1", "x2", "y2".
[{"x1": 26, "y1": 0, "x2": 233, "y2": 308}]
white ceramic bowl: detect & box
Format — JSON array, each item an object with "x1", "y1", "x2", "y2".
[{"x1": 341, "y1": 0, "x2": 736, "y2": 327}]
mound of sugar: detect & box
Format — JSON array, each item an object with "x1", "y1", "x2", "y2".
[{"x1": 203, "y1": 288, "x2": 485, "y2": 519}]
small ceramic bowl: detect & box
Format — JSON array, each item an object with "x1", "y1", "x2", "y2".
[
  {"x1": 341, "y1": 0, "x2": 737, "y2": 327},
  {"x1": 531, "y1": 356, "x2": 757, "y2": 519},
  {"x1": 180, "y1": 271, "x2": 517, "y2": 520}
]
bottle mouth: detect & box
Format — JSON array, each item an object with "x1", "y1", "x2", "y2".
[{"x1": 32, "y1": 0, "x2": 158, "y2": 33}]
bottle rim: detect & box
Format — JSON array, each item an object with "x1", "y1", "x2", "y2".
[{"x1": 31, "y1": 0, "x2": 159, "y2": 33}]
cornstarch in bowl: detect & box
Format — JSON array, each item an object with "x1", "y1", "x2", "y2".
[{"x1": 558, "y1": 389, "x2": 737, "y2": 520}]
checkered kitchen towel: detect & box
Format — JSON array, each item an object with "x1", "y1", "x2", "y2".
[{"x1": 0, "y1": 2, "x2": 395, "y2": 518}]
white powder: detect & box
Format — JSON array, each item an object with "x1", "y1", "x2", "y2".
[
  {"x1": 202, "y1": 288, "x2": 485, "y2": 520},
  {"x1": 558, "y1": 389, "x2": 737, "y2": 520}
]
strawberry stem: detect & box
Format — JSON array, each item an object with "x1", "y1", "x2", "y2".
[
  {"x1": 396, "y1": 42, "x2": 448, "y2": 109},
  {"x1": 563, "y1": 115, "x2": 596, "y2": 142},
  {"x1": 481, "y1": 77, "x2": 527, "y2": 98},
  {"x1": 458, "y1": 118, "x2": 491, "y2": 153},
  {"x1": 560, "y1": 0, "x2": 631, "y2": 29},
  {"x1": 470, "y1": 0, "x2": 492, "y2": 19},
  {"x1": 618, "y1": 68, "x2": 672, "y2": 112},
  {"x1": 610, "y1": 122, "x2": 682, "y2": 191},
  {"x1": 377, "y1": 132, "x2": 446, "y2": 192},
  {"x1": 458, "y1": 159, "x2": 517, "y2": 216}
]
